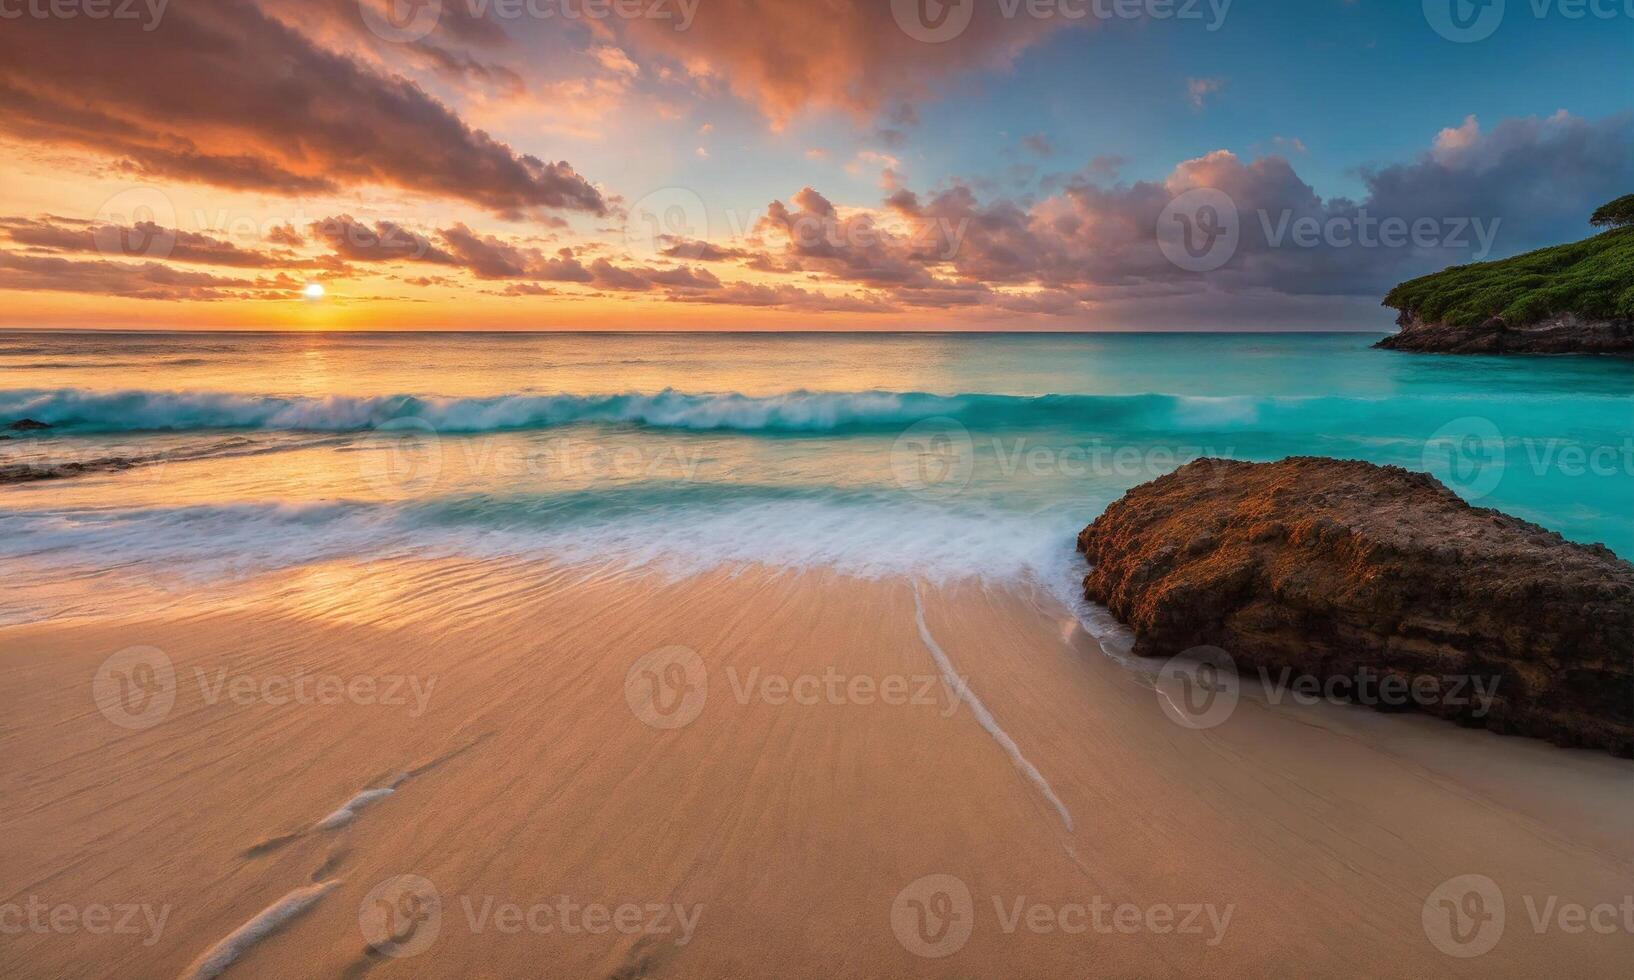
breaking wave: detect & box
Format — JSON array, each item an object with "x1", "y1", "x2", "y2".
[{"x1": 0, "y1": 386, "x2": 1592, "y2": 436}]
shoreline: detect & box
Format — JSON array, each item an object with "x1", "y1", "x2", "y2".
[{"x1": 2, "y1": 558, "x2": 1628, "y2": 977}]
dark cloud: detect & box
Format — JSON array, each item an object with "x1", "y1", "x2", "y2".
[
  {"x1": 439, "y1": 223, "x2": 535, "y2": 278},
  {"x1": 659, "y1": 237, "x2": 754, "y2": 262},
  {"x1": 497, "y1": 283, "x2": 557, "y2": 297},
  {"x1": 0, "y1": 250, "x2": 301, "y2": 301},
  {"x1": 1, "y1": 216, "x2": 340, "y2": 271},
  {"x1": 741, "y1": 112, "x2": 1634, "y2": 316},
  {"x1": 669, "y1": 281, "x2": 890, "y2": 313},
  {"x1": 312, "y1": 215, "x2": 459, "y2": 265},
  {"x1": 0, "y1": 0, "x2": 605, "y2": 217},
  {"x1": 266, "y1": 223, "x2": 306, "y2": 248},
  {"x1": 1358, "y1": 112, "x2": 1634, "y2": 256}
]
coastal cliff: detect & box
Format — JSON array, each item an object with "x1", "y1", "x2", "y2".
[
  {"x1": 1077, "y1": 457, "x2": 1634, "y2": 755},
  {"x1": 1376, "y1": 310, "x2": 1633, "y2": 354},
  {"x1": 1377, "y1": 204, "x2": 1633, "y2": 354}
]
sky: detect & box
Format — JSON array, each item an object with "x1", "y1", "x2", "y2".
[{"x1": 0, "y1": 0, "x2": 1629, "y2": 331}]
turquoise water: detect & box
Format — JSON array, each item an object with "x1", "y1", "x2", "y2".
[{"x1": 1, "y1": 331, "x2": 1629, "y2": 605}]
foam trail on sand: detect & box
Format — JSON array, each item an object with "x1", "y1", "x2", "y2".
[
  {"x1": 179, "y1": 880, "x2": 340, "y2": 980},
  {"x1": 912, "y1": 583, "x2": 1074, "y2": 832},
  {"x1": 315, "y1": 786, "x2": 397, "y2": 830}
]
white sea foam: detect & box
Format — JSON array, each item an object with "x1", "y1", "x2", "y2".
[
  {"x1": 315, "y1": 786, "x2": 397, "y2": 830},
  {"x1": 0, "y1": 493, "x2": 1082, "y2": 588},
  {"x1": 179, "y1": 880, "x2": 340, "y2": 980},
  {"x1": 0, "y1": 387, "x2": 978, "y2": 433},
  {"x1": 912, "y1": 584, "x2": 1074, "y2": 831},
  {"x1": 0, "y1": 386, "x2": 1543, "y2": 435}
]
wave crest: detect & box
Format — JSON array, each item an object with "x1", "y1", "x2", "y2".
[{"x1": 4, "y1": 386, "x2": 1610, "y2": 438}]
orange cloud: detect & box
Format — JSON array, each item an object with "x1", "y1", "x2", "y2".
[{"x1": 0, "y1": 0, "x2": 605, "y2": 218}]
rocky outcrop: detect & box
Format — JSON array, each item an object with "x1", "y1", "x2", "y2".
[
  {"x1": 1376, "y1": 310, "x2": 1634, "y2": 354},
  {"x1": 6, "y1": 418, "x2": 50, "y2": 431},
  {"x1": 1078, "y1": 457, "x2": 1634, "y2": 755},
  {"x1": 0, "y1": 457, "x2": 140, "y2": 485}
]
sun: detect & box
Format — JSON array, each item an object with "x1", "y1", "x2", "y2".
[{"x1": 302, "y1": 282, "x2": 326, "y2": 300}]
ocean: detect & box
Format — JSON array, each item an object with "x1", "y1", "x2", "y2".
[{"x1": 2, "y1": 330, "x2": 1630, "y2": 622}]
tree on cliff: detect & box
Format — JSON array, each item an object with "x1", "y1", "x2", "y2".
[{"x1": 1590, "y1": 194, "x2": 1634, "y2": 229}]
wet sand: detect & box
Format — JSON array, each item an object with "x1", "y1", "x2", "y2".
[{"x1": 0, "y1": 559, "x2": 1629, "y2": 978}]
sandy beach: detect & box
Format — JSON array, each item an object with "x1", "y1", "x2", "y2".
[
  {"x1": 2, "y1": 559, "x2": 1628, "y2": 979},
  {"x1": 3, "y1": 0, "x2": 1631, "y2": 974}
]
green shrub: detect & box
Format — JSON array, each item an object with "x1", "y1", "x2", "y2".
[
  {"x1": 1383, "y1": 227, "x2": 1634, "y2": 327},
  {"x1": 1590, "y1": 194, "x2": 1634, "y2": 229}
]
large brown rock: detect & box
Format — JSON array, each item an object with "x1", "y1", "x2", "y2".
[
  {"x1": 1375, "y1": 310, "x2": 1634, "y2": 354},
  {"x1": 1078, "y1": 457, "x2": 1634, "y2": 755}
]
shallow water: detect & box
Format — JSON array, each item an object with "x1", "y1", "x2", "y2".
[{"x1": 2, "y1": 330, "x2": 1630, "y2": 616}]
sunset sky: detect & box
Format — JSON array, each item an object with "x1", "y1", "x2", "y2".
[{"x1": 0, "y1": 0, "x2": 1630, "y2": 331}]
